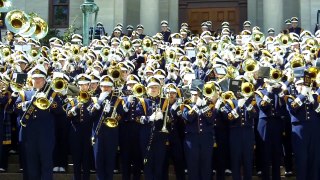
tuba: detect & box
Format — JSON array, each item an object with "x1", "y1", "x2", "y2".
[
  {"x1": 5, "y1": 10, "x2": 30, "y2": 34},
  {"x1": 31, "y1": 16, "x2": 48, "y2": 39}
]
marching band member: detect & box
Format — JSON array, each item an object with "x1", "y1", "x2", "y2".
[
  {"x1": 182, "y1": 80, "x2": 218, "y2": 180},
  {"x1": 285, "y1": 79, "x2": 320, "y2": 180},
  {"x1": 66, "y1": 74, "x2": 94, "y2": 180},
  {"x1": 137, "y1": 76, "x2": 168, "y2": 180},
  {"x1": 221, "y1": 79, "x2": 258, "y2": 180},
  {"x1": 119, "y1": 75, "x2": 144, "y2": 180},
  {"x1": 255, "y1": 76, "x2": 287, "y2": 180},
  {"x1": 90, "y1": 75, "x2": 126, "y2": 180},
  {"x1": 15, "y1": 65, "x2": 65, "y2": 180}
]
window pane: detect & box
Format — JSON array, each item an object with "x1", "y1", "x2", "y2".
[
  {"x1": 53, "y1": 6, "x2": 68, "y2": 26},
  {"x1": 53, "y1": 0, "x2": 69, "y2": 5}
]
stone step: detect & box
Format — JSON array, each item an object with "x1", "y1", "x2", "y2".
[{"x1": 0, "y1": 173, "x2": 296, "y2": 180}]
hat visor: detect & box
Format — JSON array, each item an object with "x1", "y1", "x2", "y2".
[
  {"x1": 127, "y1": 80, "x2": 138, "y2": 84},
  {"x1": 32, "y1": 74, "x2": 46, "y2": 78},
  {"x1": 147, "y1": 82, "x2": 160, "y2": 87},
  {"x1": 78, "y1": 81, "x2": 90, "y2": 85}
]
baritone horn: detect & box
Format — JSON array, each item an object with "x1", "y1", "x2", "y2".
[
  {"x1": 241, "y1": 82, "x2": 255, "y2": 97},
  {"x1": 51, "y1": 78, "x2": 68, "y2": 93},
  {"x1": 203, "y1": 82, "x2": 216, "y2": 98},
  {"x1": 31, "y1": 16, "x2": 48, "y2": 39},
  {"x1": 132, "y1": 83, "x2": 146, "y2": 97}
]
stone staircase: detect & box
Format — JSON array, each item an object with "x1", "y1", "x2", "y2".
[{"x1": 0, "y1": 154, "x2": 296, "y2": 180}]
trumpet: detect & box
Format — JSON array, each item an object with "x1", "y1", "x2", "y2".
[
  {"x1": 241, "y1": 82, "x2": 255, "y2": 97},
  {"x1": 132, "y1": 83, "x2": 146, "y2": 97}
]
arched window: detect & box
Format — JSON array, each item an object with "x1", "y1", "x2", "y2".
[{"x1": 49, "y1": 0, "x2": 70, "y2": 28}]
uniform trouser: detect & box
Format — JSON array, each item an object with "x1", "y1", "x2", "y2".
[
  {"x1": 140, "y1": 124, "x2": 167, "y2": 180},
  {"x1": 254, "y1": 117, "x2": 263, "y2": 173},
  {"x1": 53, "y1": 116, "x2": 69, "y2": 168},
  {"x1": 213, "y1": 127, "x2": 229, "y2": 180},
  {"x1": 93, "y1": 126, "x2": 119, "y2": 180},
  {"x1": 119, "y1": 122, "x2": 142, "y2": 180},
  {"x1": 0, "y1": 145, "x2": 9, "y2": 170},
  {"x1": 185, "y1": 132, "x2": 213, "y2": 180},
  {"x1": 24, "y1": 123, "x2": 54, "y2": 180},
  {"x1": 292, "y1": 122, "x2": 320, "y2": 180},
  {"x1": 69, "y1": 126, "x2": 92, "y2": 180},
  {"x1": 258, "y1": 118, "x2": 282, "y2": 180},
  {"x1": 229, "y1": 127, "x2": 254, "y2": 180},
  {"x1": 281, "y1": 117, "x2": 293, "y2": 172},
  {"x1": 164, "y1": 130, "x2": 186, "y2": 180}
]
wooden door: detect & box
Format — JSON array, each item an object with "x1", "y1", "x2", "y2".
[{"x1": 188, "y1": 8, "x2": 240, "y2": 35}]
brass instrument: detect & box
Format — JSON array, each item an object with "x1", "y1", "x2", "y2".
[
  {"x1": 142, "y1": 37, "x2": 153, "y2": 53},
  {"x1": 120, "y1": 38, "x2": 132, "y2": 55},
  {"x1": 71, "y1": 44, "x2": 80, "y2": 55},
  {"x1": 308, "y1": 67, "x2": 318, "y2": 80},
  {"x1": 305, "y1": 38, "x2": 319, "y2": 47},
  {"x1": 100, "y1": 47, "x2": 110, "y2": 60},
  {"x1": 108, "y1": 65, "x2": 122, "y2": 81},
  {"x1": 1, "y1": 46, "x2": 11, "y2": 58},
  {"x1": 19, "y1": 16, "x2": 36, "y2": 37},
  {"x1": 278, "y1": 34, "x2": 293, "y2": 46},
  {"x1": 251, "y1": 30, "x2": 265, "y2": 44},
  {"x1": 132, "y1": 83, "x2": 146, "y2": 97},
  {"x1": 31, "y1": 16, "x2": 48, "y2": 39},
  {"x1": 104, "y1": 101, "x2": 120, "y2": 128},
  {"x1": 198, "y1": 45, "x2": 209, "y2": 54},
  {"x1": 51, "y1": 78, "x2": 68, "y2": 93},
  {"x1": 290, "y1": 54, "x2": 305, "y2": 68},
  {"x1": 165, "y1": 48, "x2": 176, "y2": 63},
  {"x1": 241, "y1": 82, "x2": 255, "y2": 97},
  {"x1": 221, "y1": 91, "x2": 235, "y2": 101},
  {"x1": 225, "y1": 66, "x2": 240, "y2": 79},
  {"x1": 209, "y1": 41, "x2": 219, "y2": 52},
  {"x1": 203, "y1": 82, "x2": 216, "y2": 98},
  {"x1": 28, "y1": 47, "x2": 40, "y2": 59},
  {"x1": 81, "y1": 46, "x2": 89, "y2": 54},
  {"x1": 235, "y1": 46, "x2": 243, "y2": 56},
  {"x1": 33, "y1": 83, "x2": 52, "y2": 110},
  {"x1": 242, "y1": 58, "x2": 259, "y2": 72},
  {"x1": 270, "y1": 68, "x2": 282, "y2": 83},
  {"x1": 78, "y1": 90, "x2": 90, "y2": 104},
  {"x1": 5, "y1": 10, "x2": 30, "y2": 34}
]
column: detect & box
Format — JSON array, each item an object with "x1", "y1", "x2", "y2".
[
  {"x1": 114, "y1": 0, "x2": 127, "y2": 27},
  {"x1": 168, "y1": 0, "x2": 179, "y2": 33},
  {"x1": 140, "y1": 0, "x2": 159, "y2": 36},
  {"x1": 247, "y1": 0, "x2": 257, "y2": 26},
  {"x1": 263, "y1": 0, "x2": 283, "y2": 33}
]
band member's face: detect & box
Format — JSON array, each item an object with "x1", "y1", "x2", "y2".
[
  {"x1": 59, "y1": 60, "x2": 65, "y2": 67},
  {"x1": 100, "y1": 85, "x2": 113, "y2": 93},
  {"x1": 182, "y1": 33, "x2": 187, "y2": 39},
  {"x1": 286, "y1": 24, "x2": 291, "y2": 28},
  {"x1": 168, "y1": 92, "x2": 177, "y2": 102},
  {"x1": 291, "y1": 22, "x2": 298, "y2": 28},
  {"x1": 244, "y1": 26, "x2": 251, "y2": 31},
  {"x1": 79, "y1": 84, "x2": 90, "y2": 91},
  {"x1": 146, "y1": 72, "x2": 153, "y2": 77},
  {"x1": 90, "y1": 82, "x2": 98, "y2": 91},
  {"x1": 114, "y1": 31, "x2": 121, "y2": 37},
  {"x1": 191, "y1": 93, "x2": 199, "y2": 103},
  {"x1": 161, "y1": 26, "x2": 168, "y2": 32},
  {"x1": 135, "y1": 47, "x2": 142, "y2": 54},
  {"x1": 137, "y1": 29, "x2": 143, "y2": 34},
  {"x1": 32, "y1": 77, "x2": 45, "y2": 89},
  {"x1": 148, "y1": 85, "x2": 160, "y2": 97},
  {"x1": 121, "y1": 70, "x2": 128, "y2": 79},
  {"x1": 19, "y1": 62, "x2": 27, "y2": 70},
  {"x1": 44, "y1": 63, "x2": 49, "y2": 71},
  {"x1": 201, "y1": 27, "x2": 208, "y2": 32}
]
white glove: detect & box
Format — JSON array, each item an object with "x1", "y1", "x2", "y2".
[
  {"x1": 149, "y1": 112, "x2": 156, "y2": 122},
  {"x1": 196, "y1": 98, "x2": 206, "y2": 107},
  {"x1": 155, "y1": 111, "x2": 163, "y2": 120},
  {"x1": 93, "y1": 103, "x2": 101, "y2": 110},
  {"x1": 266, "y1": 84, "x2": 273, "y2": 93},
  {"x1": 301, "y1": 86, "x2": 310, "y2": 96},
  {"x1": 103, "y1": 100, "x2": 111, "y2": 113},
  {"x1": 171, "y1": 73, "x2": 177, "y2": 80},
  {"x1": 192, "y1": 106, "x2": 200, "y2": 114},
  {"x1": 98, "y1": 92, "x2": 109, "y2": 101},
  {"x1": 215, "y1": 99, "x2": 222, "y2": 109},
  {"x1": 177, "y1": 98, "x2": 182, "y2": 104},
  {"x1": 280, "y1": 82, "x2": 287, "y2": 91},
  {"x1": 167, "y1": 73, "x2": 173, "y2": 79},
  {"x1": 238, "y1": 98, "x2": 246, "y2": 108},
  {"x1": 128, "y1": 95, "x2": 134, "y2": 103},
  {"x1": 21, "y1": 101, "x2": 28, "y2": 112},
  {"x1": 70, "y1": 106, "x2": 77, "y2": 116}
]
